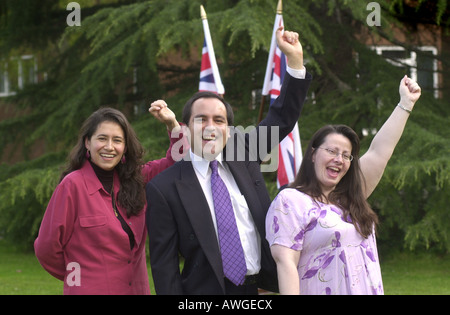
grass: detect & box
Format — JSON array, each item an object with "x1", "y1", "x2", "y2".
[
  {"x1": 0, "y1": 239, "x2": 448, "y2": 295},
  {"x1": 380, "y1": 252, "x2": 450, "y2": 295},
  {"x1": 0, "y1": 240, "x2": 60, "y2": 294},
  {"x1": 0, "y1": 239, "x2": 155, "y2": 295}
]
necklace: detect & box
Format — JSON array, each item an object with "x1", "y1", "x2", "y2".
[
  {"x1": 111, "y1": 186, "x2": 119, "y2": 218},
  {"x1": 109, "y1": 179, "x2": 136, "y2": 250}
]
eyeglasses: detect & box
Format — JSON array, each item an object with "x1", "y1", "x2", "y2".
[{"x1": 316, "y1": 147, "x2": 353, "y2": 162}]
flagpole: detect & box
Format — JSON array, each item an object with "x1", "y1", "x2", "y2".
[
  {"x1": 257, "y1": 96, "x2": 266, "y2": 123},
  {"x1": 200, "y1": 5, "x2": 225, "y2": 96},
  {"x1": 259, "y1": 0, "x2": 303, "y2": 189},
  {"x1": 258, "y1": 0, "x2": 283, "y2": 123},
  {"x1": 200, "y1": 4, "x2": 207, "y2": 20}
]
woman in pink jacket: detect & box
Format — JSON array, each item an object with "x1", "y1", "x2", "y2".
[{"x1": 35, "y1": 102, "x2": 185, "y2": 295}]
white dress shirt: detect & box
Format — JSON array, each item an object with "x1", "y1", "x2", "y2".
[{"x1": 190, "y1": 150, "x2": 261, "y2": 275}]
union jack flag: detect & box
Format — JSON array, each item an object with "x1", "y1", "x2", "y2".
[
  {"x1": 262, "y1": 7, "x2": 302, "y2": 189},
  {"x1": 199, "y1": 6, "x2": 224, "y2": 95}
]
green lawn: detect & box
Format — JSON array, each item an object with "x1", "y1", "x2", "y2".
[
  {"x1": 0, "y1": 240, "x2": 61, "y2": 294},
  {"x1": 0, "y1": 239, "x2": 448, "y2": 295},
  {"x1": 380, "y1": 252, "x2": 450, "y2": 295}
]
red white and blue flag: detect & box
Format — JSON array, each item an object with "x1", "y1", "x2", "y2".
[
  {"x1": 262, "y1": 7, "x2": 302, "y2": 189},
  {"x1": 199, "y1": 6, "x2": 224, "y2": 95}
]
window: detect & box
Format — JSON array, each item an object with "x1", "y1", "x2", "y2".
[
  {"x1": 0, "y1": 55, "x2": 38, "y2": 97},
  {"x1": 371, "y1": 46, "x2": 439, "y2": 98}
]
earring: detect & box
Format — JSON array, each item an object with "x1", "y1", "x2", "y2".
[
  {"x1": 85, "y1": 150, "x2": 90, "y2": 159},
  {"x1": 121, "y1": 155, "x2": 126, "y2": 164}
]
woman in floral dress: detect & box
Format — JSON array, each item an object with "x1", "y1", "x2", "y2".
[{"x1": 266, "y1": 76, "x2": 421, "y2": 295}]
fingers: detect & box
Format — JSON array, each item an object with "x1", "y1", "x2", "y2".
[
  {"x1": 401, "y1": 74, "x2": 408, "y2": 85},
  {"x1": 403, "y1": 76, "x2": 421, "y2": 93},
  {"x1": 148, "y1": 100, "x2": 178, "y2": 129},
  {"x1": 276, "y1": 26, "x2": 299, "y2": 45},
  {"x1": 276, "y1": 26, "x2": 284, "y2": 38},
  {"x1": 284, "y1": 30, "x2": 299, "y2": 45},
  {"x1": 408, "y1": 80, "x2": 421, "y2": 94},
  {"x1": 149, "y1": 100, "x2": 168, "y2": 113},
  {"x1": 410, "y1": 83, "x2": 421, "y2": 93}
]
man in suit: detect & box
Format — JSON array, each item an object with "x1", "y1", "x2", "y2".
[{"x1": 146, "y1": 27, "x2": 312, "y2": 295}]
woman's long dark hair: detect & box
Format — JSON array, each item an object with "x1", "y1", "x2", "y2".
[
  {"x1": 289, "y1": 125, "x2": 378, "y2": 238},
  {"x1": 61, "y1": 107, "x2": 145, "y2": 217}
]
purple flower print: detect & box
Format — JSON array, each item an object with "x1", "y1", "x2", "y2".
[
  {"x1": 290, "y1": 229, "x2": 305, "y2": 250},
  {"x1": 339, "y1": 250, "x2": 346, "y2": 264},
  {"x1": 332, "y1": 231, "x2": 341, "y2": 248},
  {"x1": 290, "y1": 243, "x2": 302, "y2": 251},
  {"x1": 339, "y1": 251, "x2": 348, "y2": 278},
  {"x1": 302, "y1": 266, "x2": 319, "y2": 280},
  {"x1": 325, "y1": 287, "x2": 331, "y2": 295},
  {"x1": 330, "y1": 206, "x2": 341, "y2": 216},
  {"x1": 273, "y1": 216, "x2": 280, "y2": 234},
  {"x1": 321, "y1": 255, "x2": 335, "y2": 269},
  {"x1": 302, "y1": 257, "x2": 335, "y2": 280},
  {"x1": 305, "y1": 218, "x2": 317, "y2": 232},
  {"x1": 361, "y1": 241, "x2": 376, "y2": 262},
  {"x1": 307, "y1": 207, "x2": 319, "y2": 216},
  {"x1": 302, "y1": 252, "x2": 335, "y2": 280},
  {"x1": 294, "y1": 230, "x2": 304, "y2": 243}
]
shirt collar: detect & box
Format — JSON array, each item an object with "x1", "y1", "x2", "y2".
[
  {"x1": 81, "y1": 160, "x2": 120, "y2": 195},
  {"x1": 189, "y1": 149, "x2": 224, "y2": 179}
]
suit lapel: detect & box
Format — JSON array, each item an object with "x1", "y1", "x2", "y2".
[
  {"x1": 175, "y1": 161, "x2": 225, "y2": 292},
  {"x1": 223, "y1": 130, "x2": 266, "y2": 235}
]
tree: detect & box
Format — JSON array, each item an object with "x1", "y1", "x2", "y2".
[{"x1": 0, "y1": 0, "x2": 448, "y2": 252}]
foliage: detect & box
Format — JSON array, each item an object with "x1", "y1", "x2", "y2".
[
  {"x1": 0, "y1": 0, "x2": 448, "y2": 253},
  {"x1": 388, "y1": 0, "x2": 450, "y2": 27},
  {"x1": 0, "y1": 164, "x2": 60, "y2": 248}
]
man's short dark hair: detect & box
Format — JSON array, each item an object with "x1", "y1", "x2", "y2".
[{"x1": 182, "y1": 91, "x2": 234, "y2": 126}]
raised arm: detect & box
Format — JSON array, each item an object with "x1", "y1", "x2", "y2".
[
  {"x1": 252, "y1": 27, "x2": 310, "y2": 164},
  {"x1": 141, "y1": 100, "x2": 186, "y2": 183},
  {"x1": 360, "y1": 76, "x2": 421, "y2": 198},
  {"x1": 149, "y1": 100, "x2": 181, "y2": 132}
]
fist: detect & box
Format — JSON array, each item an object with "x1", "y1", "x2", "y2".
[
  {"x1": 276, "y1": 26, "x2": 303, "y2": 70},
  {"x1": 149, "y1": 100, "x2": 176, "y2": 125},
  {"x1": 399, "y1": 75, "x2": 421, "y2": 107}
]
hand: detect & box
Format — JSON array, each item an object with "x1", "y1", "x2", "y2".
[
  {"x1": 399, "y1": 75, "x2": 421, "y2": 110},
  {"x1": 276, "y1": 26, "x2": 303, "y2": 70},
  {"x1": 149, "y1": 100, "x2": 180, "y2": 131}
]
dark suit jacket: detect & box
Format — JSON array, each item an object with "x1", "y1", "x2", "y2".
[{"x1": 146, "y1": 72, "x2": 312, "y2": 295}]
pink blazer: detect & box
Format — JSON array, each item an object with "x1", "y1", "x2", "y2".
[{"x1": 34, "y1": 130, "x2": 184, "y2": 295}]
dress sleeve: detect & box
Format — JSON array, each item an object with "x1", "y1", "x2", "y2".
[
  {"x1": 141, "y1": 124, "x2": 189, "y2": 183},
  {"x1": 265, "y1": 189, "x2": 314, "y2": 251}
]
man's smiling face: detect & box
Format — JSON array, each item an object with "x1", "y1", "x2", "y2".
[{"x1": 188, "y1": 97, "x2": 230, "y2": 161}]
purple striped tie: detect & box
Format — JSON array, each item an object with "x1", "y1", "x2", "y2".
[{"x1": 210, "y1": 160, "x2": 247, "y2": 286}]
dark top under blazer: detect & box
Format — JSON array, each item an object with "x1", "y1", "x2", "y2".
[{"x1": 146, "y1": 72, "x2": 312, "y2": 295}]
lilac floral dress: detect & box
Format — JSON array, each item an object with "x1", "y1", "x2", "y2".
[{"x1": 266, "y1": 189, "x2": 383, "y2": 295}]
